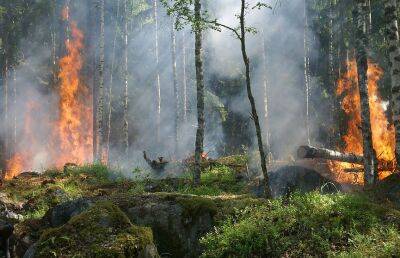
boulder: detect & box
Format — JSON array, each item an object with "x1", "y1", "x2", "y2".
[
  {"x1": 48, "y1": 198, "x2": 94, "y2": 227},
  {"x1": 250, "y1": 166, "x2": 341, "y2": 198},
  {"x1": 35, "y1": 201, "x2": 159, "y2": 257},
  {"x1": 115, "y1": 193, "x2": 217, "y2": 258}
]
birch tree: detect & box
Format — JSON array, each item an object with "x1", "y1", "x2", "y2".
[
  {"x1": 353, "y1": 0, "x2": 378, "y2": 185},
  {"x1": 385, "y1": 0, "x2": 400, "y2": 166},
  {"x1": 95, "y1": 0, "x2": 105, "y2": 162},
  {"x1": 154, "y1": 0, "x2": 161, "y2": 142},
  {"x1": 171, "y1": 17, "x2": 179, "y2": 155},
  {"x1": 123, "y1": 0, "x2": 129, "y2": 155}
]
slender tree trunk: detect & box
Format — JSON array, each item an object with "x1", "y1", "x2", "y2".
[
  {"x1": 106, "y1": 0, "x2": 120, "y2": 162},
  {"x1": 353, "y1": 0, "x2": 378, "y2": 185},
  {"x1": 385, "y1": 0, "x2": 400, "y2": 166},
  {"x1": 12, "y1": 68, "x2": 16, "y2": 151},
  {"x1": 239, "y1": 0, "x2": 271, "y2": 198},
  {"x1": 170, "y1": 17, "x2": 179, "y2": 156},
  {"x1": 90, "y1": 0, "x2": 98, "y2": 162},
  {"x1": 193, "y1": 0, "x2": 205, "y2": 186},
  {"x1": 304, "y1": 0, "x2": 311, "y2": 145},
  {"x1": 182, "y1": 30, "x2": 188, "y2": 122},
  {"x1": 154, "y1": 0, "x2": 161, "y2": 142},
  {"x1": 95, "y1": 0, "x2": 105, "y2": 162},
  {"x1": 3, "y1": 58, "x2": 8, "y2": 160},
  {"x1": 261, "y1": 29, "x2": 272, "y2": 164},
  {"x1": 123, "y1": 0, "x2": 129, "y2": 155}
]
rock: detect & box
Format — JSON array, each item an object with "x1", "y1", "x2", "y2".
[
  {"x1": 0, "y1": 220, "x2": 14, "y2": 258},
  {"x1": 22, "y1": 243, "x2": 37, "y2": 258},
  {"x1": 13, "y1": 172, "x2": 40, "y2": 179},
  {"x1": 249, "y1": 166, "x2": 341, "y2": 198},
  {"x1": 48, "y1": 198, "x2": 94, "y2": 227},
  {"x1": 116, "y1": 193, "x2": 217, "y2": 258},
  {"x1": 269, "y1": 166, "x2": 341, "y2": 198},
  {"x1": 35, "y1": 202, "x2": 159, "y2": 257}
]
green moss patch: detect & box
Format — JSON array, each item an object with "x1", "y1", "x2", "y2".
[{"x1": 35, "y1": 201, "x2": 156, "y2": 257}]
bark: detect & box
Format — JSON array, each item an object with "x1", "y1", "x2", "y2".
[
  {"x1": 95, "y1": 0, "x2": 105, "y2": 162},
  {"x1": 261, "y1": 29, "x2": 272, "y2": 163},
  {"x1": 297, "y1": 145, "x2": 364, "y2": 164},
  {"x1": 353, "y1": 0, "x2": 378, "y2": 185},
  {"x1": 328, "y1": 0, "x2": 336, "y2": 147},
  {"x1": 3, "y1": 57, "x2": 8, "y2": 160},
  {"x1": 123, "y1": 0, "x2": 129, "y2": 154},
  {"x1": 385, "y1": 0, "x2": 400, "y2": 167},
  {"x1": 12, "y1": 68, "x2": 16, "y2": 150},
  {"x1": 154, "y1": 0, "x2": 161, "y2": 142},
  {"x1": 170, "y1": 17, "x2": 179, "y2": 156},
  {"x1": 239, "y1": 0, "x2": 271, "y2": 198},
  {"x1": 182, "y1": 30, "x2": 188, "y2": 122},
  {"x1": 106, "y1": 0, "x2": 120, "y2": 161},
  {"x1": 193, "y1": 0, "x2": 205, "y2": 186},
  {"x1": 303, "y1": 0, "x2": 311, "y2": 145}
]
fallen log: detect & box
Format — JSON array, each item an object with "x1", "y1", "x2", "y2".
[{"x1": 297, "y1": 145, "x2": 364, "y2": 164}]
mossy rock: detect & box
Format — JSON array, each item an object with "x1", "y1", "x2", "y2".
[{"x1": 35, "y1": 201, "x2": 159, "y2": 257}]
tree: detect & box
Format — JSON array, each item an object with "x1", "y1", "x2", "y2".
[
  {"x1": 193, "y1": 0, "x2": 205, "y2": 186},
  {"x1": 261, "y1": 29, "x2": 272, "y2": 163},
  {"x1": 353, "y1": 0, "x2": 378, "y2": 185},
  {"x1": 385, "y1": 0, "x2": 400, "y2": 166},
  {"x1": 95, "y1": 0, "x2": 105, "y2": 162},
  {"x1": 304, "y1": 0, "x2": 311, "y2": 145},
  {"x1": 123, "y1": 0, "x2": 129, "y2": 155},
  {"x1": 208, "y1": 0, "x2": 272, "y2": 197},
  {"x1": 170, "y1": 16, "x2": 179, "y2": 156},
  {"x1": 154, "y1": 0, "x2": 161, "y2": 142},
  {"x1": 161, "y1": 0, "x2": 206, "y2": 186}
]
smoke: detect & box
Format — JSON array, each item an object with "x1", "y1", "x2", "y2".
[{"x1": 1, "y1": 0, "x2": 319, "y2": 177}]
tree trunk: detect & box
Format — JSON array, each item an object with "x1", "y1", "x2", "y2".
[
  {"x1": 328, "y1": 0, "x2": 337, "y2": 147},
  {"x1": 297, "y1": 145, "x2": 364, "y2": 164},
  {"x1": 239, "y1": 0, "x2": 271, "y2": 198},
  {"x1": 193, "y1": 0, "x2": 205, "y2": 186},
  {"x1": 303, "y1": 0, "x2": 311, "y2": 145},
  {"x1": 353, "y1": 0, "x2": 378, "y2": 185},
  {"x1": 154, "y1": 0, "x2": 161, "y2": 142},
  {"x1": 385, "y1": 0, "x2": 400, "y2": 166},
  {"x1": 182, "y1": 30, "x2": 188, "y2": 122},
  {"x1": 12, "y1": 68, "x2": 16, "y2": 151},
  {"x1": 95, "y1": 0, "x2": 105, "y2": 162},
  {"x1": 3, "y1": 57, "x2": 8, "y2": 160},
  {"x1": 106, "y1": 0, "x2": 120, "y2": 162},
  {"x1": 123, "y1": 0, "x2": 129, "y2": 155},
  {"x1": 261, "y1": 29, "x2": 272, "y2": 164},
  {"x1": 170, "y1": 17, "x2": 179, "y2": 156}
]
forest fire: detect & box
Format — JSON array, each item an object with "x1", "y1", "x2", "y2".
[
  {"x1": 5, "y1": 7, "x2": 92, "y2": 178},
  {"x1": 330, "y1": 59, "x2": 396, "y2": 184}
]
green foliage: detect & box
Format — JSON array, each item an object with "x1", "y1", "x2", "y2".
[{"x1": 201, "y1": 192, "x2": 400, "y2": 257}]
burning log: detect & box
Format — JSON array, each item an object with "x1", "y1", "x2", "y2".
[
  {"x1": 143, "y1": 151, "x2": 169, "y2": 172},
  {"x1": 297, "y1": 145, "x2": 364, "y2": 164}
]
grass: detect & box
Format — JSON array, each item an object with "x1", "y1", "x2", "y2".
[{"x1": 200, "y1": 192, "x2": 400, "y2": 257}]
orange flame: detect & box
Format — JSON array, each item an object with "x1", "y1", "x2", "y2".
[
  {"x1": 330, "y1": 59, "x2": 395, "y2": 184},
  {"x1": 53, "y1": 18, "x2": 93, "y2": 166},
  {"x1": 5, "y1": 7, "x2": 92, "y2": 178}
]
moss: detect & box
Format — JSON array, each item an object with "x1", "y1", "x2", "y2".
[
  {"x1": 35, "y1": 201, "x2": 156, "y2": 257},
  {"x1": 176, "y1": 195, "x2": 218, "y2": 220}
]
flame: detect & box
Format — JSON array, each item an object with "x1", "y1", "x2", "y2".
[
  {"x1": 54, "y1": 16, "x2": 93, "y2": 166},
  {"x1": 330, "y1": 59, "x2": 395, "y2": 184},
  {"x1": 5, "y1": 7, "x2": 92, "y2": 178}
]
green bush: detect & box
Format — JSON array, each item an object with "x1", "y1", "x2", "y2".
[{"x1": 201, "y1": 192, "x2": 400, "y2": 257}]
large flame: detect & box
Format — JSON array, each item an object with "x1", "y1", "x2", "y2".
[
  {"x1": 5, "y1": 7, "x2": 92, "y2": 178},
  {"x1": 331, "y1": 59, "x2": 395, "y2": 184}
]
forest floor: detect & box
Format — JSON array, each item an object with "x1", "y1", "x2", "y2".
[{"x1": 0, "y1": 157, "x2": 400, "y2": 257}]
